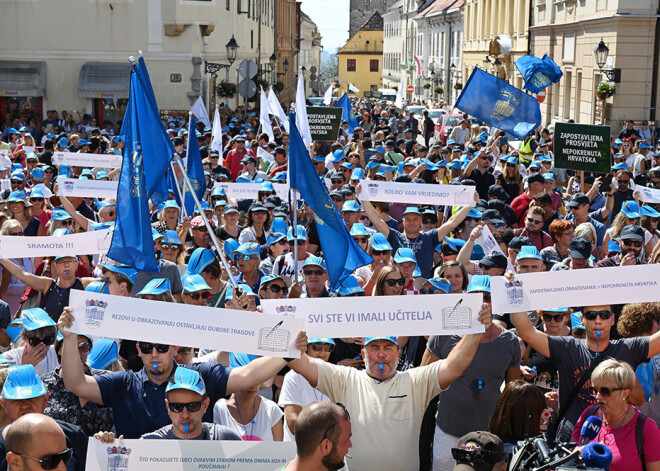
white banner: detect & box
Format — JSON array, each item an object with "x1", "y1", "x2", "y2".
[
  {"x1": 490, "y1": 264, "x2": 660, "y2": 314},
  {"x1": 85, "y1": 439, "x2": 295, "y2": 471},
  {"x1": 261, "y1": 293, "x2": 485, "y2": 338},
  {"x1": 213, "y1": 182, "x2": 289, "y2": 201},
  {"x1": 359, "y1": 180, "x2": 476, "y2": 207},
  {"x1": 0, "y1": 179, "x2": 10, "y2": 193},
  {"x1": 474, "y1": 224, "x2": 515, "y2": 272},
  {"x1": 0, "y1": 150, "x2": 11, "y2": 169},
  {"x1": 68, "y1": 291, "x2": 304, "y2": 358},
  {"x1": 636, "y1": 185, "x2": 660, "y2": 204},
  {"x1": 257, "y1": 147, "x2": 275, "y2": 164},
  {"x1": 0, "y1": 229, "x2": 113, "y2": 259},
  {"x1": 53, "y1": 152, "x2": 122, "y2": 168},
  {"x1": 57, "y1": 178, "x2": 118, "y2": 198}
]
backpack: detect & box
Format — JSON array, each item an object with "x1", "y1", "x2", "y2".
[{"x1": 584, "y1": 404, "x2": 647, "y2": 470}]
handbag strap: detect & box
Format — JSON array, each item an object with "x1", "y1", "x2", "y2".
[{"x1": 555, "y1": 354, "x2": 607, "y2": 425}]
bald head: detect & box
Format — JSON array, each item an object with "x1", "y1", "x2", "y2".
[
  {"x1": 294, "y1": 402, "x2": 349, "y2": 458},
  {"x1": 6, "y1": 413, "x2": 65, "y2": 461}
]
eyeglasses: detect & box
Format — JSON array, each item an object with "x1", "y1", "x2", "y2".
[
  {"x1": 185, "y1": 291, "x2": 212, "y2": 300},
  {"x1": 27, "y1": 335, "x2": 57, "y2": 347},
  {"x1": 371, "y1": 249, "x2": 390, "y2": 256},
  {"x1": 385, "y1": 277, "x2": 405, "y2": 287},
  {"x1": 138, "y1": 342, "x2": 170, "y2": 353},
  {"x1": 264, "y1": 284, "x2": 289, "y2": 295},
  {"x1": 18, "y1": 448, "x2": 73, "y2": 470},
  {"x1": 542, "y1": 313, "x2": 566, "y2": 323},
  {"x1": 354, "y1": 237, "x2": 368, "y2": 243},
  {"x1": 233, "y1": 254, "x2": 257, "y2": 261},
  {"x1": 617, "y1": 179, "x2": 630, "y2": 184},
  {"x1": 583, "y1": 310, "x2": 612, "y2": 321},
  {"x1": 526, "y1": 217, "x2": 543, "y2": 225},
  {"x1": 78, "y1": 341, "x2": 91, "y2": 352},
  {"x1": 420, "y1": 287, "x2": 439, "y2": 294},
  {"x1": 321, "y1": 403, "x2": 350, "y2": 442},
  {"x1": 9, "y1": 231, "x2": 24, "y2": 236},
  {"x1": 588, "y1": 386, "x2": 625, "y2": 398},
  {"x1": 160, "y1": 243, "x2": 181, "y2": 251},
  {"x1": 60, "y1": 220, "x2": 74, "y2": 226},
  {"x1": 621, "y1": 239, "x2": 643, "y2": 248},
  {"x1": 168, "y1": 401, "x2": 203, "y2": 413},
  {"x1": 304, "y1": 269, "x2": 325, "y2": 276},
  {"x1": 331, "y1": 197, "x2": 345, "y2": 202},
  {"x1": 310, "y1": 343, "x2": 334, "y2": 352},
  {"x1": 30, "y1": 197, "x2": 44, "y2": 202},
  {"x1": 422, "y1": 219, "x2": 436, "y2": 225},
  {"x1": 193, "y1": 226, "x2": 208, "y2": 232},
  {"x1": 177, "y1": 347, "x2": 193, "y2": 355}
]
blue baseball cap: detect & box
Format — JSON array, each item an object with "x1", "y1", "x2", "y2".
[
  {"x1": 2, "y1": 365, "x2": 47, "y2": 400},
  {"x1": 640, "y1": 142, "x2": 653, "y2": 149},
  {"x1": 166, "y1": 367, "x2": 207, "y2": 396},
  {"x1": 443, "y1": 236, "x2": 467, "y2": 253},
  {"x1": 162, "y1": 199, "x2": 181, "y2": 211},
  {"x1": 6, "y1": 319, "x2": 23, "y2": 344},
  {"x1": 229, "y1": 352, "x2": 259, "y2": 368},
  {"x1": 186, "y1": 248, "x2": 217, "y2": 275},
  {"x1": 181, "y1": 274, "x2": 212, "y2": 293},
  {"x1": 543, "y1": 172, "x2": 555, "y2": 181},
  {"x1": 225, "y1": 283, "x2": 256, "y2": 299},
  {"x1": 516, "y1": 245, "x2": 542, "y2": 261},
  {"x1": 331, "y1": 149, "x2": 346, "y2": 162},
  {"x1": 350, "y1": 223, "x2": 369, "y2": 236},
  {"x1": 351, "y1": 168, "x2": 364, "y2": 180},
  {"x1": 267, "y1": 232, "x2": 287, "y2": 246},
  {"x1": 542, "y1": 307, "x2": 569, "y2": 313},
  {"x1": 270, "y1": 217, "x2": 288, "y2": 235},
  {"x1": 162, "y1": 229, "x2": 181, "y2": 245},
  {"x1": 467, "y1": 208, "x2": 483, "y2": 218},
  {"x1": 537, "y1": 155, "x2": 552, "y2": 162},
  {"x1": 365, "y1": 336, "x2": 398, "y2": 346},
  {"x1": 85, "y1": 280, "x2": 109, "y2": 294},
  {"x1": 6, "y1": 191, "x2": 30, "y2": 206},
  {"x1": 308, "y1": 338, "x2": 336, "y2": 346},
  {"x1": 614, "y1": 138, "x2": 623, "y2": 145},
  {"x1": 467, "y1": 274, "x2": 491, "y2": 293},
  {"x1": 571, "y1": 312, "x2": 585, "y2": 332},
  {"x1": 272, "y1": 171, "x2": 287, "y2": 182},
  {"x1": 211, "y1": 187, "x2": 227, "y2": 198},
  {"x1": 641, "y1": 205, "x2": 660, "y2": 218},
  {"x1": 342, "y1": 200, "x2": 361, "y2": 212},
  {"x1": 403, "y1": 207, "x2": 421, "y2": 216},
  {"x1": 100, "y1": 264, "x2": 138, "y2": 284},
  {"x1": 335, "y1": 275, "x2": 365, "y2": 296},
  {"x1": 608, "y1": 239, "x2": 621, "y2": 254},
  {"x1": 30, "y1": 168, "x2": 45, "y2": 180},
  {"x1": 313, "y1": 155, "x2": 326, "y2": 163},
  {"x1": 369, "y1": 146, "x2": 385, "y2": 155},
  {"x1": 621, "y1": 200, "x2": 641, "y2": 219},
  {"x1": 137, "y1": 278, "x2": 172, "y2": 296},
  {"x1": 287, "y1": 225, "x2": 308, "y2": 241},
  {"x1": 529, "y1": 162, "x2": 541, "y2": 170},
  {"x1": 260, "y1": 181, "x2": 275, "y2": 192},
  {"x1": 22, "y1": 308, "x2": 57, "y2": 331},
  {"x1": 96, "y1": 171, "x2": 109, "y2": 180},
  {"x1": 370, "y1": 232, "x2": 392, "y2": 251},
  {"x1": 234, "y1": 242, "x2": 260, "y2": 257},
  {"x1": 50, "y1": 208, "x2": 72, "y2": 221},
  {"x1": 393, "y1": 247, "x2": 417, "y2": 264},
  {"x1": 303, "y1": 256, "x2": 327, "y2": 270},
  {"x1": 86, "y1": 338, "x2": 119, "y2": 369},
  {"x1": 611, "y1": 162, "x2": 628, "y2": 170},
  {"x1": 223, "y1": 239, "x2": 240, "y2": 259},
  {"x1": 151, "y1": 227, "x2": 165, "y2": 241}
]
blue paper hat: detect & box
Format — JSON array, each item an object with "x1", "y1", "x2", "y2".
[
  {"x1": 22, "y1": 308, "x2": 56, "y2": 331},
  {"x1": 365, "y1": 336, "x2": 398, "y2": 346},
  {"x1": 162, "y1": 229, "x2": 181, "y2": 245},
  {"x1": 2, "y1": 365, "x2": 47, "y2": 400},
  {"x1": 335, "y1": 276, "x2": 365, "y2": 296},
  {"x1": 270, "y1": 217, "x2": 288, "y2": 235},
  {"x1": 86, "y1": 338, "x2": 119, "y2": 369},
  {"x1": 393, "y1": 247, "x2": 417, "y2": 264},
  {"x1": 287, "y1": 225, "x2": 308, "y2": 241},
  {"x1": 166, "y1": 367, "x2": 206, "y2": 396},
  {"x1": 571, "y1": 312, "x2": 585, "y2": 331},
  {"x1": 181, "y1": 274, "x2": 212, "y2": 293},
  {"x1": 621, "y1": 200, "x2": 641, "y2": 219},
  {"x1": 100, "y1": 264, "x2": 138, "y2": 284},
  {"x1": 370, "y1": 232, "x2": 392, "y2": 251},
  {"x1": 303, "y1": 256, "x2": 327, "y2": 270},
  {"x1": 516, "y1": 245, "x2": 542, "y2": 261},
  {"x1": 467, "y1": 274, "x2": 491, "y2": 293},
  {"x1": 350, "y1": 223, "x2": 369, "y2": 236},
  {"x1": 137, "y1": 278, "x2": 172, "y2": 296},
  {"x1": 641, "y1": 205, "x2": 660, "y2": 218},
  {"x1": 85, "y1": 280, "x2": 109, "y2": 294}
]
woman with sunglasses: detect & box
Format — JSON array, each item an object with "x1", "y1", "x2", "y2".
[
  {"x1": 159, "y1": 230, "x2": 186, "y2": 276},
  {"x1": 28, "y1": 187, "x2": 51, "y2": 229},
  {"x1": 372, "y1": 266, "x2": 406, "y2": 296},
  {"x1": 571, "y1": 359, "x2": 660, "y2": 471},
  {"x1": 4, "y1": 308, "x2": 60, "y2": 375},
  {"x1": 640, "y1": 205, "x2": 660, "y2": 250},
  {"x1": 496, "y1": 156, "x2": 523, "y2": 202},
  {"x1": 238, "y1": 202, "x2": 271, "y2": 246},
  {"x1": 5, "y1": 190, "x2": 44, "y2": 237},
  {"x1": 260, "y1": 233, "x2": 290, "y2": 276}
]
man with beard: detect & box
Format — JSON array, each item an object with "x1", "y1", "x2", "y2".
[{"x1": 595, "y1": 224, "x2": 646, "y2": 267}]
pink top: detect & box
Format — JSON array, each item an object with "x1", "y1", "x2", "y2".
[{"x1": 572, "y1": 407, "x2": 660, "y2": 471}]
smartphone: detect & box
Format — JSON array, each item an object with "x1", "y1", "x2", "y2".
[{"x1": 600, "y1": 174, "x2": 613, "y2": 192}]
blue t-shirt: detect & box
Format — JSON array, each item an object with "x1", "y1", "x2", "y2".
[
  {"x1": 387, "y1": 228, "x2": 439, "y2": 278},
  {"x1": 96, "y1": 362, "x2": 231, "y2": 438}
]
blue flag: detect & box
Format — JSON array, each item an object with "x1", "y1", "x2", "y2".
[
  {"x1": 174, "y1": 117, "x2": 206, "y2": 216},
  {"x1": 514, "y1": 54, "x2": 563, "y2": 94},
  {"x1": 108, "y1": 60, "x2": 174, "y2": 272},
  {"x1": 288, "y1": 113, "x2": 373, "y2": 290},
  {"x1": 455, "y1": 68, "x2": 542, "y2": 140},
  {"x1": 335, "y1": 93, "x2": 358, "y2": 133}
]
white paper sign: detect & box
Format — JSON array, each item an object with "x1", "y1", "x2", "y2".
[
  {"x1": 474, "y1": 225, "x2": 515, "y2": 272},
  {"x1": 636, "y1": 185, "x2": 660, "y2": 204},
  {"x1": 261, "y1": 293, "x2": 485, "y2": 338},
  {"x1": 257, "y1": 147, "x2": 275, "y2": 164},
  {"x1": 22, "y1": 146, "x2": 35, "y2": 154},
  {"x1": 53, "y1": 151, "x2": 123, "y2": 168},
  {"x1": 490, "y1": 264, "x2": 660, "y2": 314},
  {"x1": 0, "y1": 229, "x2": 113, "y2": 259},
  {"x1": 0, "y1": 179, "x2": 10, "y2": 193},
  {"x1": 0, "y1": 150, "x2": 11, "y2": 169},
  {"x1": 85, "y1": 439, "x2": 295, "y2": 471},
  {"x1": 68, "y1": 291, "x2": 304, "y2": 358},
  {"x1": 57, "y1": 178, "x2": 118, "y2": 198},
  {"x1": 359, "y1": 179, "x2": 476, "y2": 207},
  {"x1": 213, "y1": 182, "x2": 289, "y2": 201}
]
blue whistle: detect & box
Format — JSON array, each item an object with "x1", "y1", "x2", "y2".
[
  {"x1": 596, "y1": 329, "x2": 601, "y2": 337},
  {"x1": 530, "y1": 366, "x2": 537, "y2": 373},
  {"x1": 183, "y1": 423, "x2": 189, "y2": 433},
  {"x1": 378, "y1": 363, "x2": 384, "y2": 372},
  {"x1": 477, "y1": 380, "x2": 483, "y2": 390},
  {"x1": 153, "y1": 362, "x2": 158, "y2": 371}
]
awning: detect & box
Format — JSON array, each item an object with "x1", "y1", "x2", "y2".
[
  {"x1": 0, "y1": 61, "x2": 47, "y2": 97},
  {"x1": 78, "y1": 62, "x2": 132, "y2": 99}
]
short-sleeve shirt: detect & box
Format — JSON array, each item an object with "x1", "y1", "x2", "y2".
[
  {"x1": 468, "y1": 168, "x2": 496, "y2": 201},
  {"x1": 278, "y1": 370, "x2": 330, "y2": 441},
  {"x1": 95, "y1": 362, "x2": 231, "y2": 438},
  {"x1": 212, "y1": 397, "x2": 283, "y2": 441},
  {"x1": 387, "y1": 228, "x2": 439, "y2": 278},
  {"x1": 427, "y1": 330, "x2": 522, "y2": 437},
  {"x1": 547, "y1": 336, "x2": 649, "y2": 424},
  {"x1": 130, "y1": 259, "x2": 183, "y2": 296},
  {"x1": 315, "y1": 358, "x2": 444, "y2": 471}
]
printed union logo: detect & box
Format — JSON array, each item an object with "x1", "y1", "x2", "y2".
[
  {"x1": 85, "y1": 299, "x2": 108, "y2": 329},
  {"x1": 275, "y1": 305, "x2": 297, "y2": 317},
  {"x1": 367, "y1": 183, "x2": 378, "y2": 195},
  {"x1": 63, "y1": 180, "x2": 74, "y2": 191},
  {"x1": 505, "y1": 280, "x2": 524, "y2": 306},
  {"x1": 106, "y1": 446, "x2": 131, "y2": 471}
]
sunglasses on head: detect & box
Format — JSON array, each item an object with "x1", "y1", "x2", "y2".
[
  {"x1": 588, "y1": 386, "x2": 624, "y2": 397},
  {"x1": 385, "y1": 277, "x2": 405, "y2": 287},
  {"x1": 310, "y1": 343, "x2": 334, "y2": 352},
  {"x1": 185, "y1": 291, "x2": 212, "y2": 300},
  {"x1": 621, "y1": 239, "x2": 643, "y2": 247},
  {"x1": 304, "y1": 269, "x2": 325, "y2": 276},
  {"x1": 264, "y1": 284, "x2": 288, "y2": 295},
  {"x1": 543, "y1": 313, "x2": 565, "y2": 323},
  {"x1": 354, "y1": 237, "x2": 368, "y2": 243},
  {"x1": 583, "y1": 310, "x2": 612, "y2": 321},
  {"x1": 138, "y1": 342, "x2": 170, "y2": 353},
  {"x1": 27, "y1": 335, "x2": 57, "y2": 347},
  {"x1": 160, "y1": 243, "x2": 181, "y2": 250},
  {"x1": 526, "y1": 217, "x2": 543, "y2": 225},
  {"x1": 168, "y1": 401, "x2": 203, "y2": 413},
  {"x1": 18, "y1": 448, "x2": 73, "y2": 470}
]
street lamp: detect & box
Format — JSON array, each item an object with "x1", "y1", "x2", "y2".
[
  {"x1": 493, "y1": 57, "x2": 503, "y2": 77},
  {"x1": 205, "y1": 35, "x2": 240, "y2": 110},
  {"x1": 594, "y1": 38, "x2": 619, "y2": 82}
]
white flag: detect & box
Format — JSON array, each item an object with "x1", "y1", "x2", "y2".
[
  {"x1": 323, "y1": 84, "x2": 334, "y2": 105},
  {"x1": 189, "y1": 95, "x2": 211, "y2": 128},
  {"x1": 295, "y1": 70, "x2": 312, "y2": 147},
  {"x1": 259, "y1": 86, "x2": 275, "y2": 142},
  {"x1": 394, "y1": 78, "x2": 404, "y2": 109},
  {"x1": 348, "y1": 83, "x2": 360, "y2": 93},
  {"x1": 267, "y1": 87, "x2": 289, "y2": 133},
  {"x1": 210, "y1": 107, "x2": 223, "y2": 154}
]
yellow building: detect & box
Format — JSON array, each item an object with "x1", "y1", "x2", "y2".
[{"x1": 337, "y1": 13, "x2": 384, "y2": 97}]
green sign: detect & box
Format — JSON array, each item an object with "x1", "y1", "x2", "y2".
[
  {"x1": 307, "y1": 106, "x2": 343, "y2": 141},
  {"x1": 554, "y1": 122, "x2": 611, "y2": 173}
]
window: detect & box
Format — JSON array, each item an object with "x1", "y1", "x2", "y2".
[
  {"x1": 347, "y1": 59, "x2": 356, "y2": 71},
  {"x1": 226, "y1": 0, "x2": 230, "y2": 10},
  {"x1": 370, "y1": 59, "x2": 379, "y2": 72}
]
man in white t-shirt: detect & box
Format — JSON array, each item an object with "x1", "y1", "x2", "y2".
[
  {"x1": 287, "y1": 307, "x2": 491, "y2": 471},
  {"x1": 279, "y1": 338, "x2": 334, "y2": 441}
]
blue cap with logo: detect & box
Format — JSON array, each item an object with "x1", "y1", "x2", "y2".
[
  {"x1": 137, "y1": 278, "x2": 172, "y2": 296},
  {"x1": 3, "y1": 365, "x2": 47, "y2": 400},
  {"x1": 364, "y1": 336, "x2": 398, "y2": 346},
  {"x1": 22, "y1": 308, "x2": 57, "y2": 331},
  {"x1": 165, "y1": 367, "x2": 207, "y2": 396},
  {"x1": 370, "y1": 232, "x2": 392, "y2": 251},
  {"x1": 181, "y1": 274, "x2": 212, "y2": 293},
  {"x1": 101, "y1": 264, "x2": 138, "y2": 284},
  {"x1": 86, "y1": 338, "x2": 119, "y2": 370}
]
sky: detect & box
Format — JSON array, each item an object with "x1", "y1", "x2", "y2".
[{"x1": 300, "y1": 0, "x2": 350, "y2": 52}]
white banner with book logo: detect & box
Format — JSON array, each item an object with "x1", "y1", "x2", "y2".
[
  {"x1": 358, "y1": 180, "x2": 476, "y2": 207},
  {"x1": 56, "y1": 178, "x2": 118, "y2": 198}
]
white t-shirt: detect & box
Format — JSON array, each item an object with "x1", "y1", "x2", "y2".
[
  {"x1": 3, "y1": 346, "x2": 59, "y2": 376},
  {"x1": 315, "y1": 359, "x2": 444, "y2": 471},
  {"x1": 213, "y1": 397, "x2": 283, "y2": 441},
  {"x1": 278, "y1": 370, "x2": 330, "y2": 441}
]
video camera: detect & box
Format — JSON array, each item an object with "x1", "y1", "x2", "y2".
[{"x1": 507, "y1": 435, "x2": 610, "y2": 471}]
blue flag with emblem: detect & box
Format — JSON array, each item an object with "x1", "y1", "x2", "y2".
[
  {"x1": 514, "y1": 54, "x2": 563, "y2": 94},
  {"x1": 288, "y1": 113, "x2": 373, "y2": 290},
  {"x1": 171, "y1": 116, "x2": 206, "y2": 216},
  {"x1": 455, "y1": 68, "x2": 542, "y2": 140},
  {"x1": 108, "y1": 59, "x2": 174, "y2": 272},
  {"x1": 335, "y1": 93, "x2": 359, "y2": 134}
]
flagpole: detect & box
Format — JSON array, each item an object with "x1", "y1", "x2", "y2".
[
  {"x1": 290, "y1": 188, "x2": 299, "y2": 285},
  {"x1": 182, "y1": 111, "x2": 194, "y2": 212},
  {"x1": 169, "y1": 162, "x2": 188, "y2": 219},
  {"x1": 173, "y1": 154, "x2": 239, "y2": 289}
]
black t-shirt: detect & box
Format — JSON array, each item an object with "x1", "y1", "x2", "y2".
[
  {"x1": 469, "y1": 168, "x2": 496, "y2": 201},
  {"x1": 38, "y1": 150, "x2": 53, "y2": 166},
  {"x1": 217, "y1": 224, "x2": 243, "y2": 241},
  {"x1": 329, "y1": 339, "x2": 363, "y2": 364},
  {"x1": 211, "y1": 164, "x2": 231, "y2": 181}
]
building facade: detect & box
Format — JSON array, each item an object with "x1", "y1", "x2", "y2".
[
  {"x1": 383, "y1": 0, "x2": 405, "y2": 90},
  {"x1": 337, "y1": 13, "x2": 384, "y2": 96},
  {"x1": 0, "y1": 0, "x2": 277, "y2": 127},
  {"x1": 274, "y1": 0, "x2": 300, "y2": 108},
  {"x1": 350, "y1": 0, "x2": 399, "y2": 38},
  {"x1": 530, "y1": 0, "x2": 660, "y2": 126},
  {"x1": 298, "y1": 10, "x2": 323, "y2": 97}
]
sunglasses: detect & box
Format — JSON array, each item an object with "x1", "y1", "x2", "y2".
[
  {"x1": 10, "y1": 181, "x2": 22, "y2": 186},
  {"x1": 621, "y1": 239, "x2": 643, "y2": 247},
  {"x1": 588, "y1": 386, "x2": 625, "y2": 398},
  {"x1": 354, "y1": 237, "x2": 368, "y2": 243},
  {"x1": 310, "y1": 343, "x2": 334, "y2": 352},
  {"x1": 526, "y1": 217, "x2": 543, "y2": 225},
  {"x1": 177, "y1": 347, "x2": 193, "y2": 355},
  {"x1": 233, "y1": 254, "x2": 257, "y2": 261},
  {"x1": 583, "y1": 310, "x2": 612, "y2": 321},
  {"x1": 264, "y1": 284, "x2": 289, "y2": 295},
  {"x1": 420, "y1": 287, "x2": 440, "y2": 294},
  {"x1": 482, "y1": 156, "x2": 493, "y2": 161},
  {"x1": 506, "y1": 163, "x2": 516, "y2": 168},
  {"x1": 542, "y1": 314, "x2": 566, "y2": 323},
  {"x1": 78, "y1": 341, "x2": 91, "y2": 352},
  {"x1": 617, "y1": 180, "x2": 630, "y2": 184},
  {"x1": 489, "y1": 222, "x2": 505, "y2": 228},
  {"x1": 275, "y1": 239, "x2": 288, "y2": 246},
  {"x1": 168, "y1": 401, "x2": 203, "y2": 413},
  {"x1": 422, "y1": 219, "x2": 436, "y2": 225},
  {"x1": 18, "y1": 448, "x2": 73, "y2": 470},
  {"x1": 27, "y1": 335, "x2": 57, "y2": 347},
  {"x1": 651, "y1": 218, "x2": 660, "y2": 223},
  {"x1": 138, "y1": 342, "x2": 170, "y2": 353},
  {"x1": 372, "y1": 249, "x2": 390, "y2": 256},
  {"x1": 30, "y1": 197, "x2": 44, "y2": 202},
  {"x1": 160, "y1": 243, "x2": 181, "y2": 251},
  {"x1": 251, "y1": 210, "x2": 267, "y2": 215},
  {"x1": 304, "y1": 269, "x2": 325, "y2": 276},
  {"x1": 331, "y1": 197, "x2": 345, "y2": 202},
  {"x1": 185, "y1": 291, "x2": 212, "y2": 300},
  {"x1": 193, "y1": 226, "x2": 208, "y2": 232},
  {"x1": 385, "y1": 277, "x2": 406, "y2": 287},
  {"x1": 60, "y1": 220, "x2": 74, "y2": 226},
  {"x1": 9, "y1": 231, "x2": 24, "y2": 236}
]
